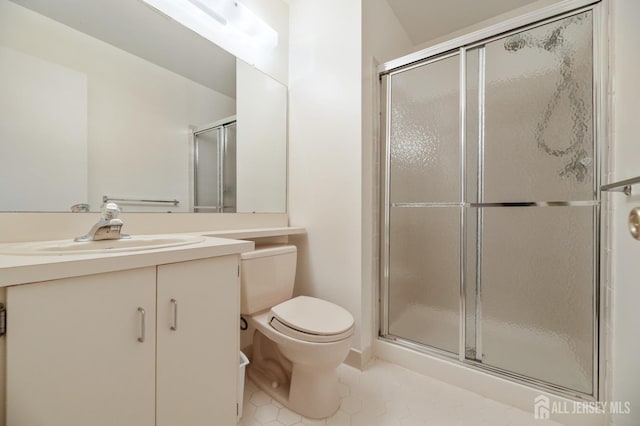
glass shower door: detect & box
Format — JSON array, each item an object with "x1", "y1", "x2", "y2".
[
  {"x1": 193, "y1": 120, "x2": 237, "y2": 213},
  {"x1": 222, "y1": 123, "x2": 237, "y2": 213},
  {"x1": 381, "y1": 8, "x2": 598, "y2": 397},
  {"x1": 385, "y1": 53, "x2": 461, "y2": 354},
  {"x1": 194, "y1": 127, "x2": 221, "y2": 212},
  {"x1": 465, "y1": 11, "x2": 596, "y2": 394}
]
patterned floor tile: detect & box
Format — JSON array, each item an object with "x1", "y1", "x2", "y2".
[{"x1": 238, "y1": 358, "x2": 564, "y2": 426}]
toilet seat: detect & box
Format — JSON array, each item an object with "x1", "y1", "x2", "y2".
[{"x1": 268, "y1": 296, "x2": 354, "y2": 343}]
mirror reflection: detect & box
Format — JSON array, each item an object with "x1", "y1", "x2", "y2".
[{"x1": 0, "y1": 0, "x2": 287, "y2": 213}]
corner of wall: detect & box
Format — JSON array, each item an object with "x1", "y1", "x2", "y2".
[
  {"x1": 360, "y1": 0, "x2": 413, "y2": 364},
  {"x1": 288, "y1": 0, "x2": 363, "y2": 351}
]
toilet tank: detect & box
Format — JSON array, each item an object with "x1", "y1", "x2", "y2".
[{"x1": 240, "y1": 244, "x2": 297, "y2": 315}]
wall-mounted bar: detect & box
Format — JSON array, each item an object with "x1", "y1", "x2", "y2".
[
  {"x1": 102, "y1": 195, "x2": 179, "y2": 206},
  {"x1": 600, "y1": 176, "x2": 640, "y2": 196}
]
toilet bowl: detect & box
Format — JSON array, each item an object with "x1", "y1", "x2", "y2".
[{"x1": 240, "y1": 245, "x2": 354, "y2": 419}]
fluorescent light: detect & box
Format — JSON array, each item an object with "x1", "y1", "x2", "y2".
[
  {"x1": 141, "y1": 0, "x2": 278, "y2": 50},
  {"x1": 224, "y1": 1, "x2": 278, "y2": 49},
  {"x1": 186, "y1": 0, "x2": 227, "y2": 25}
]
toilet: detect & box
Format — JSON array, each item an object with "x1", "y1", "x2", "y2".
[{"x1": 240, "y1": 244, "x2": 354, "y2": 419}]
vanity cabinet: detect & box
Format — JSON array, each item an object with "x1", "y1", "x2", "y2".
[
  {"x1": 5, "y1": 256, "x2": 239, "y2": 426},
  {"x1": 156, "y1": 256, "x2": 239, "y2": 426},
  {"x1": 6, "y1": 267, "x2": 157, "y2": 426}
]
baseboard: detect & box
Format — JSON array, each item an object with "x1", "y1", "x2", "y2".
[{"x1": 343, "y1": 348, "x2": 363, "y2": 370}]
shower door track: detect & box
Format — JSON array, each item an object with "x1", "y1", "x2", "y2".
[
  {"x1": 378, "y1": 0, "x2": 606, "y2": 402},
  {"x1": 379, "y1": 334, "x2": 596, "y2": 401}
]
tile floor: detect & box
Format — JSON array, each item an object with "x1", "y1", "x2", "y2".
[{"x1": 238, "y1": 358, "x2": 564, "y2": 426}]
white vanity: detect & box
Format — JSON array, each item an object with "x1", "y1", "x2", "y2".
[{"x1": 0, "y1": 233, "x2": 257, "y2": 426}]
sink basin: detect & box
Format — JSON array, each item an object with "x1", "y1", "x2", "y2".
[{"x1": 0, "y1": 234, "x2": 205, "y2": 256}]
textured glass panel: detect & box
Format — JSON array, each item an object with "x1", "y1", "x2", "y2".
[
  {"x1": 388, "y1": 207, "x2": 460, "y2": 354},
  {"x1": 483, "y1": 12, "x2": 594, "y2": 202},
  {"x1": 389, "y1": 55, "x2": 460, "y2": 203},
  {"x1": 222, "y1": 124, "x2": 237, "y2": 213},
  {"x1": 480, "y1": 207, "x2": 594, "y2": 394},
  {"x1": 195, "y1": 129, "x2": 220, "y2": 210}
]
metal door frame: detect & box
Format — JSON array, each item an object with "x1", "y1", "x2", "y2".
[
  {"x1": 193, "y1": 116, "x2": 237, "y2": 212},
  {"x1": 378, "y1": 0, "x2": 606, "y2": 401}
]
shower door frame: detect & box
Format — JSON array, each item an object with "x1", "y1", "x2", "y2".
[
  {"x1": 193, "y1": 117, "x2": 237, "y2": 213},
  {"x1": 378, "y1": 0, "x2": 607, "y2": 401}
]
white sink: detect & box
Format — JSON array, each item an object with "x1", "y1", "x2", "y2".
[{"x1": 0, "y1": 234, "x2": 205, "y2": 256}]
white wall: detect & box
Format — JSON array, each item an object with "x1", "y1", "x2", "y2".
[
  {"x1": 361, "y1": 0, "x2": 413, "y2": 361},
  {"x1": 0, "y1": 0, "x2": 235, "y2": 213},
  {"x1": 236, "y1": 60, "x2": 287, "y2": 213},
  {"x1": 288, "y1": 0, "x2": 363, "y2": 351},
  {"x1": 609, "y1": 0, "x2": 640, "y2": 424},
  {"x1": 0, "y1": 46, "x2": 87, "y2": 211}
]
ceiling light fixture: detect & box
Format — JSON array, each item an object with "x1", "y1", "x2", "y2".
[
  {"x1": 185, "y1": 0, "x2": 227, "y2": 25},
  {"x1": 141, "y1": 0, "x2": 278, "y2": 50}
]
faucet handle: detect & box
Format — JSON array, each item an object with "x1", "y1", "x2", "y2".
[{"x1": 103, "y1": 202, "x2": 121, "y2": 220}]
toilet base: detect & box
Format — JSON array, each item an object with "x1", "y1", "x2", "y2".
[
  {"x1": 248, "y1": 330, "x2": 341, "y2": 419},
  {"x1": 247, "y1": 365, "x2": 290, "y2": 407},
  {"x1": 247, "y1": 362, "x2": 340, "y2": 419},
  {"x1": 288, "y1": 363, "x2": 340, "y2": 418}
]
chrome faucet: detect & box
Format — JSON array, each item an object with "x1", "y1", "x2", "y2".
[{"x1": 74, "y1": 203, "x2": 129, "y2": 242}]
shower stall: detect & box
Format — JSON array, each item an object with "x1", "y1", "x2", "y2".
[
  {"x1": 193, "y1": 118, "x2": 237, "y2": 213},
  {"x1": 379, "y1": 4, "x2": 603, "y2": 399}
]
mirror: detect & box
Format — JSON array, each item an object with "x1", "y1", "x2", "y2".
[{"x1": 0, "y1": 0, "x2": 287, "y2": 213}]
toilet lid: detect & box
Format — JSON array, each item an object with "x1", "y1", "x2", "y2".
[{"x1": 268, "y1": 296, "x2": 354, "y2": 343}]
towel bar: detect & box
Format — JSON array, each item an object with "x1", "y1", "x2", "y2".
[
  {"x1": 600, "y1": 176, "x2": 640, "y2": 196},
  {"x1": 102, "y1": 195, "x2": 179, "y2": 206}
]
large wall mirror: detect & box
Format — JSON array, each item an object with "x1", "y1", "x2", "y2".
[{"x1": 0, "y1": 0, "x2": 287, "y2": 213}]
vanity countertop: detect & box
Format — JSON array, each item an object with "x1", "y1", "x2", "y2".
[
  {"x1": 0, "y1": 226, "x2": 306, "y2": 287},
  {"x1": 0, "y1": 235, "x2": 254, "y2": 287},
  {"x1": 194, "y1": 226, "x2": 306, "y2": 239}
]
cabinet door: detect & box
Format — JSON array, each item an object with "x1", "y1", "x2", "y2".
[
  {"x1": 6, "y1": 267, "x2": 156, "y2": 426},
  {"x1": 156, "y1": 256, "x2": 239, "y2": 426}
]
